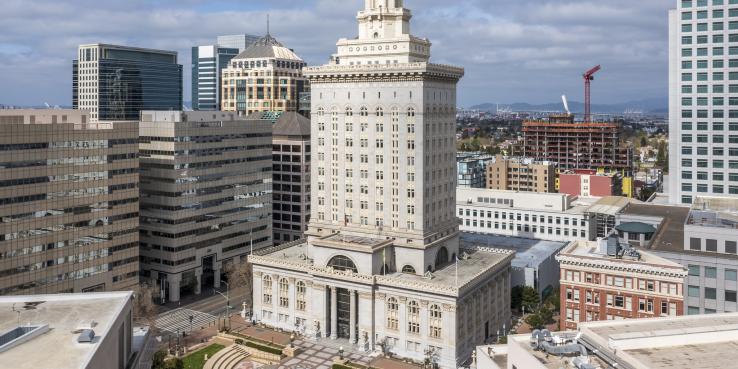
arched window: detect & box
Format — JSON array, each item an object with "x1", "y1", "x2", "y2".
[
  {"x1": 262, "y1": 275, "x2": 273, "y2": 304},
  {"x1": 429, "y1": 304, "x2": 442, "y2": 338},
  {"x1": 402, "y1": 265, "x2": 416, "y2": 274},
  {"x1": 327, "y1": 255, "x2": 358, "y2": 273},
  {"x1": 360, "y1": 106, "x2": 369, "y2": 117},
  {"x1": 376, "y1": 107, "x2": 384, "y2": 117},
  {"x1": 407, "y1": 107, "x2": 416, "y2": 117},
  {"x1": 296, "y1": 281, "x2": 306, "y2": 311},
  {"x1": 407, "y1": 300, "x2": 420, "y2": 334},
  {"x1": 386, "y1": 297, "x2": 399, "y2": 330},
  {"x1": 345, "y1": 107, "x2": 353, "y2": 116},
  {"x1": 279, "y1": 278, "x2": 289, "y2": 308},
  {"x1": 317, "y1": 107, "x2": 325, "y2": 117},
  {"x1": 434, "y1": 247, "x2": 449, "y2": 269}
]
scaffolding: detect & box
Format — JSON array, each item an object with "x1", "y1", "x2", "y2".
[{"x1": 521, "y1": 114, "x2": 633, "y2": 176}]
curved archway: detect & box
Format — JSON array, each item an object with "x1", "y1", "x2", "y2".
[
  {"x1": 326, "y1": 255, "x2": 358, "y2": 273},
  {"x1": 401, "y1": 265, "x2": 416, "y2": 274},
  {"x1": 434, "y1": 247, "x2": 449, "y2": 269}
]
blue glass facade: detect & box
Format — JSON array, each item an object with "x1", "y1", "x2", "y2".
[{"x1": 73, "y1": 44, "x2": 182, "y2": 121}]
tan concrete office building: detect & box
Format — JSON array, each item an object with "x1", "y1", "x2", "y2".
[
  {"x1": 138, "y1": 111, "x2": 272, "y2": 302},
  {"x1": 486, "y1": 155, "x2": 556, "y2": 193},
  {"x1": 270, "y1": 112, "x2": 311, "y2": 244},
  {"x1": 0, "y1": 110, "x2": 139, "y2": 295}
]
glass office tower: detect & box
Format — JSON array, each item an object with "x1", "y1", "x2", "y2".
[
  {"x1": 216, "y1": 34, "x2": 260, "y2": 52},
  {"x1": 73, "y1": 44, "x2": 183, "y2": 121},
  {"x1": 191, "y1": 45, "x2": 239, "y2": 111}
]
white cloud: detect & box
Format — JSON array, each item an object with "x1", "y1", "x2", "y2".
[{"x1": 0, "y1": 0, "x2": 671, "y2": 106}]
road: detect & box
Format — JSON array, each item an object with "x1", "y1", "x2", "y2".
[{"x1": 154, "y1": 286, "x2": 252, "y2": 334}]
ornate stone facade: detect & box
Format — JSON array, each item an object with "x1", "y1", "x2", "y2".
[{"x1": 250, "y1": 2, "x2": 513, "y2": 367}]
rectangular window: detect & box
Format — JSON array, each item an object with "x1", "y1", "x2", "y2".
[
  {"x1": 726, "y1": 291, "x2": 737, "y2": 302},
  {"x1": 706, "y1": 239, "x2": 718, "y2": 252},
  {"x1": 688, "y1": 285, "x2": 701, "y2": 297},
  {"x1": 705, "y1": 287, "x2": 717, "y2": 300},
  {"x1": 726, "y1": 269, "x2": 738, "y2": 281},
  {"x1": 688, "y1": 264, "x2": 700, "y2": 276},
  {"x1": 705, "y1": 266, "x2": 717, "y2": 278}
]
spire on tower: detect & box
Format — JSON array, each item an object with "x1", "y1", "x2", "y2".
[{"x1": 266, "y1": 14, "x2": 270, "y2": 36}]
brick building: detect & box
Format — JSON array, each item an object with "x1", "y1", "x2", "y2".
[
  {"x1": 556, "y1": 236, "x2": 686, "y2": 330},
  {"x1": 559, "y1": 169, "x2": 623, "y2": 197}
]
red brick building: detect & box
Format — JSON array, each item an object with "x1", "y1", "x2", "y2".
[
  {"x1": 559, "y1": 169, "x2": 622, "y2": 197},
  {"x1": 555, "y1": 237, "x2": 686, "y2": 330}
]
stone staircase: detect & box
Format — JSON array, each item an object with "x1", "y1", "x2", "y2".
[{"x1": 204, "y1": 345, "x2": 251, "y2": 369}]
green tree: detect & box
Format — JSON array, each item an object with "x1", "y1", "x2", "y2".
[
  {"x1": 521, "y1": 286, "x2": 540, "y2": 312},
  {"x1": 525, "y1": 313, "x2": 545, "y2": 329},
  {"x1": 525, "y1": 306, "x2": 554, "y2": 330},
  {"x1": 152, "y1": 350, "x2": 167, "y2": 369},
  {"x1": 639, "y1": 135, "x2": 648, "y2": 147},
  {"x1": 544, "y1": 287, "x2": 560, "y2": 312},
  {"x1": 510, "y1": 285, "x2": 523, "y2": 310},
  {"x1": 164, "y1": 358, "x2": 184, "y2": 369},
  {"x1": 656, "y1": 141, "x2": 668, "y2": 169}
]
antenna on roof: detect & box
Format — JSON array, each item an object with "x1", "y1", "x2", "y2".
[{"x1": 267, "y1": 14, "x2": 270, "y2": 36}]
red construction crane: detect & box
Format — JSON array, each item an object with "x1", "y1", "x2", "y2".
[{"x1": 583, "y1": 65, "x2": 601, "y2": 122}]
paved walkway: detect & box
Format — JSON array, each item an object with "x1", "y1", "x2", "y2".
[
  {"x1": 278, "y1": 340, "x2": 374, "y2": 369},
  {"x1": 369, "y1": 357, "x2": 422, "y2": 369}
]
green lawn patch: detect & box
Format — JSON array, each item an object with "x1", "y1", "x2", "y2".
[{"x1": 182, "y1": 343, "x2": 226, "y2": 369}]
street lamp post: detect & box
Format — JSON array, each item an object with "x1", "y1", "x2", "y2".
[{"x1": 215, "y1": 281, "x2": 230, "y2": 331}]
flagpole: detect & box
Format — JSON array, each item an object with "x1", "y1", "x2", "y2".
[{"x1": 455, "y1": 255, "x2": 458, "y2": 287}]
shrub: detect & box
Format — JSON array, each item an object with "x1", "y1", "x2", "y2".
[
  {"x1": 244, "y1": 341, "x2": 283, "y2": 355},
  {"x1": 234, "y1": 338, "x2": 244, "y2": 345}
]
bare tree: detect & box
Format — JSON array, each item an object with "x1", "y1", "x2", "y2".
[
  {"x1": 133, "y1": 282, "x2": 160, "y2": 331},
  {"x1": 224, "y1": 257, "x2": 253, "y2": 306}
]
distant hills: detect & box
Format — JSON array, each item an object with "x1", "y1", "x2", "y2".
[{"x1": 468, "y1": 97, "x2": 667, "y2": 115}]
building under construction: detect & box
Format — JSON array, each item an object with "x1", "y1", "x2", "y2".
[{"x1": 522, "y1": 113, "x2": 634, "y2": 176}]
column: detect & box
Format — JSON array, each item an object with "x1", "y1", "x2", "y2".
[
  {"x1": 168, "y1": 274, "x2": 182, "y2": 303},
  {"x1": 330, "y1": 287, "x2": 338, "y2": 339},
  {"x1": 213, "y1": 266, "x2": 221, "y2": 289},
  {"x1": 349, "y1": 290, "x2": 357, "y2": 344},
  {"x1": 194, "y1": 268, "x2": 202, "y2": 295}
]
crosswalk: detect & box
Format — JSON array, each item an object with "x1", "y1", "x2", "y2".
[{"x1": 156, "y1": 308, "x2": 218, "y2": 333}]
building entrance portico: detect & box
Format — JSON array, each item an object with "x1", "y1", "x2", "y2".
[{"x1": 327, "y1": 285, "x2": 359, "y2": 343}]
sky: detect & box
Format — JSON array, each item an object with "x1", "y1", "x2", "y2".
[{"x1": 0, "y1": 0, "x2": 672, "y2": 108}]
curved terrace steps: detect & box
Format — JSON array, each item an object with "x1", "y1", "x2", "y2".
[{"x1": 204, "y1": 345, "x2": 251, "y2": 369}]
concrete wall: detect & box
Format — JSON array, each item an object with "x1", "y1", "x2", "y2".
[{"x1": 85, "y1": 297, "x2": 133, "y2": 369}]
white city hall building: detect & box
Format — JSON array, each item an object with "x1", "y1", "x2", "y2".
[{"x1": 250, "y1": 1, "x2": 513, "y2": 367}]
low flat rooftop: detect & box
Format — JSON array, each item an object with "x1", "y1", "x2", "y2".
[
  {"x1": 384, "y1": 247, "x2": 511, "y2": 288},
  {"x1": 460, "y1": 232, "x2": 567, "y2": 268},
  {"x1": 585, "y1": 196, "x2": 633, "y2": 216},
  {"x1": 620, "y1": 202, "x2": 689, "y2": 253},
  {"x1": 503, "y1": 313, "x2": 738, "y2": 369},
  {"x1": 560, "y1": 240, "x2": 684, "y2": 271},
  {"x1": 254, "y1": 240, "x2": 513, "y2": 293},
  {"x1": 324, "y1": 233, "x2": 388, "y2": 247},
  {"x1": 580, "y1": 313, "x2": 738, "y2": 369},
  {"x1": 688, "y1": 196, "x2": 738, "y2": 229},
  {"x1": 0, "y1": 292, "x2": 131, "y2": 369}
]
